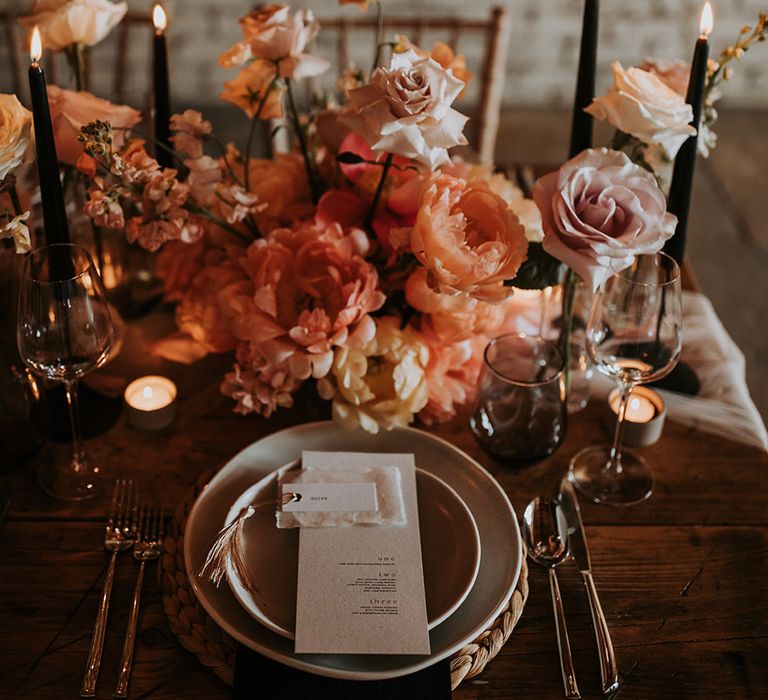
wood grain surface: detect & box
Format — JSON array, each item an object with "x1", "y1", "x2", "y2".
[{"x1": 1, "y1": 309, "x2": 766, "y2": 699}]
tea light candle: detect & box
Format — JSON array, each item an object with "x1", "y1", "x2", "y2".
[
  {"x1": 604, "y1": 386, "x2": 666, "y2": 447},
  {"x1": 124, "y1": 375, "x2": 177, "y2": 431}
]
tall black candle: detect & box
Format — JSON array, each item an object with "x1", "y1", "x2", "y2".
[
  {"x1": 568, "y1": 0, "x2": 599, "y2": 157},
  {"x1": 664, "y1": 2, "x2": 712, "y2": 265},
  {"x1": 27, "y1": 27, "x2": 69, "y2": 247},
  {"x1": 152, "y1": 4, "x2": 172, "y2": 169}
]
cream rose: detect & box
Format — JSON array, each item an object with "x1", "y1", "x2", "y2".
[
  {"x1": 47, "y1": 85, "x2": 140, "y2": 166},
  {"x1": 533, "y1": 148, "x2": 677, "y2": 291},
  {"x1": 0, "y1": 95, "x2": 33, "y2": 182},
  {"x1": 339, "y1": 49, "x2": 468, "y2": 169},
  {"x1": 20, "y1": 0, "x2": 127, "y2": 52},
  {"x1": 585, "y1": 61, "x2": 696, "y2": 159},
  {"x1": 218, "y1": 5, "x2": 330, "y2": 80}
]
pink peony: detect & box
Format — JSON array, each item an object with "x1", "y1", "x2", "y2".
[
  {"x1": 47, "y1": 85, "x2": 140, "y2": 166},
  {"x1": 409, "y1": 174, "x2": 529, "y2": 302},
  {"x1": 219, "y1": 221, "x2": 385, "y2": 415},
  {"x1": 532, "y1": 147, "x2": 677, "y2": 291},
  {"x1": 418, "y1": 334, "x2": 487, "y2": 425}
]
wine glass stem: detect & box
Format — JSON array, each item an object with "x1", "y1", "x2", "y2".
[
  {"x1": 607, "y1": 381, "x2": 633, "y2": 473},
  {"x1": 64, "y1": 379, "x2": 85, "y2": 464}
]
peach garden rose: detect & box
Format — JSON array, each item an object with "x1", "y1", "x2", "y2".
[
  {"x1": 20, "y1": 0, "x2": 127, "y2": 52},
  {"x1": 409, "y1": 174, "x2": 529, "y2": 302},
  {"x1": 0, "y1": 94, "x2": 33, "y2": 182}
]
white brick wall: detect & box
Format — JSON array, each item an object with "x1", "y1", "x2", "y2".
[{"x1": 3, "y1": 0, "x2": 767, "y2": 108}]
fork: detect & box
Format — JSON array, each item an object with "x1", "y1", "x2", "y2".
[
  {"x1": 80, "y1": 479, "x2": 137, "y2": 698},
  {"x1": 114, "y1": 502, "x2": 164, "y2": 698}
]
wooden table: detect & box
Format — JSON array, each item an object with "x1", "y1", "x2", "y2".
[{"x1": 1, "y1": 310, "x2": 767, "y2": 699}]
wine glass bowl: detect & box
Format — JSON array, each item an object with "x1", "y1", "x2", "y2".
[
  {"x1": 570, "y1": 253, "x2": 682, "y2": 506},
  {"x1": 17, "y1": 243, "x2": 114, "y2": 500}
]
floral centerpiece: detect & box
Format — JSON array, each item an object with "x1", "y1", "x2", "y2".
[{"x1": 4, "y1": 2, "x2": 765, "y2": 433}]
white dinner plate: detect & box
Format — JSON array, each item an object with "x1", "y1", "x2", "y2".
[
  {"x1": 224, "y1": 466, "x2": 482, "y2": 638},
  {"x1": 184, "y1": 421, "x2": 522, "y2": 681}
]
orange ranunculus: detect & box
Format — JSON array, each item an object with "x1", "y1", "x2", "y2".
[
  {"x1": 220, "y1": 60, "x2": 284, "y2": 120},
  {"x1": 410, "y1": 175, "x2": 528, "y2": 302}
]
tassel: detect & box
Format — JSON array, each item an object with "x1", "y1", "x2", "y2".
[{"x1": 198, "y1": 504, "x2": 259, "y2": 591}]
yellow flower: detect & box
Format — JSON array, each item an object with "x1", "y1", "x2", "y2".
[{"x1": 318, "y1": 317, "x2": 429, "y2": 433}]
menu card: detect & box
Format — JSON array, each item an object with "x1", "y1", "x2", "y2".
[{"x1": 294, "y1": 451, "x2": 431, "y2": 655}]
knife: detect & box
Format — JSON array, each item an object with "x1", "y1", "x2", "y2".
[{"x1": 559, "y1": 478, "x2": 620, "y2": 695}]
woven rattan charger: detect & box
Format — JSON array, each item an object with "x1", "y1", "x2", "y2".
[{"x1": 161, "y1": 469, "x2": 529, "y2": 691}]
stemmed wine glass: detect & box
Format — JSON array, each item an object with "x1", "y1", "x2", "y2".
[
  {"x1": 17, "y1": 244, "x2": 115, "y2": 500},
  {"x1": 569, "y1": 252, "x2": 682, "y2": 505}
]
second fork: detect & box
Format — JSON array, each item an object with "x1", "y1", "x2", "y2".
[{"x1": 114, "y1": 502, "x2": 164, "y2": 698}]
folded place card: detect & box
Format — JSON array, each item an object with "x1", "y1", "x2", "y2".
[
  {"x1": 276, "y1": 464, "x2": 406, "y2": 529},
  {"x1": 294, "y1": 451, "x2": 431, "y2": 655}
]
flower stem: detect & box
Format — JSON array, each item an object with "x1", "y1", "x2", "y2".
[
  {"x1": 186, "y1": 206, "x2": 252, "y2": 244},
  {"x1": 560, "y1": 268, "x2": 577, "y2": 399},
  {"x1": 8, "y1": 186, "x2": 23, "y2": 217},
  {"x1": 243, "y1": 72, "x2": 281, "y2": 193},
  {"x1": 364, "y1": 152, "x2": 393, "y2": 231},
  {"x1": 69, "y1": 43, "x2": 87, "y2": 91},
  {"x1": 285, "y1": 77, "x2": 320, "y2": 204},
  {"x1": 371, "y1": 1, "x2": 385, "y2": 73}
]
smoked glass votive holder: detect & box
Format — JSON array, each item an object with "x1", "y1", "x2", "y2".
[{"x1": 470, "y1": 333, "x2": 567, "y2": 462}]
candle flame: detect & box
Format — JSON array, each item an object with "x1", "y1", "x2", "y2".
[
  {"x1": 152, "y1": 4, "x2": 167, "y2": 33},
  {"x1": 700, "y1": 2, "x2": 714, "y2": 37},
  {"x1": 630, "y1": 397, "x2": 640, "y2": 411},
  {"x1": 30, "y1": 26, "x2": 42, "y2": 62},
  {"x1": 143, "y1": 386, "x2": 154, "y2": 400}
]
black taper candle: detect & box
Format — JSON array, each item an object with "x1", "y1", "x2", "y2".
[
  {"x1": 28, "y1": 62, "x2": 70, "y2": 246},
  {"x1": 664, "y1": 8, "x2": 711, "y2": 265},
  {"x1": 153, "y1": 8, "x2": 172, "y2": 169},
  {"x1": 568, "y1": 0, "x2": 600, "y2": 157}
]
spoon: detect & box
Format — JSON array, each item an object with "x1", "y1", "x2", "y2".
[{"x1": 524, "y1": 497, "x2": 581, "y2": 699}]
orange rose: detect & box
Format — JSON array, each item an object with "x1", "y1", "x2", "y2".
[
  {"x1": 220, "y1": 60, "x2": 284, "y2": 120},
  {"x1": 410, "y1": 175, "x2": 528, "y2": 302},
  {"x1": 47, "y1": 85, "x2": 140, "y2": 166}
]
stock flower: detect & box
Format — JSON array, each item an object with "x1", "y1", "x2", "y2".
[
  {"x1": 219, "y1": 5, "x2": 330, "y2": 79},
  {"x1": 317, "y1": 316, "x2": 429, "y2": 433},
  {"x1": 418, "y1": 334, "x2": 486, "y2": 424},
  {"x1": 214, "y1": 183, "x2": 263, "y2": 224},
  {"x1": 20, "y1": 0, "x2": 127, "y2": 51},
  {"x1": 170, "y1": 110, "x2": 212, "y2": 159},
  {"x1": 409, "y1": 175, "x2": 528, "y2": 302},
  {"x1": 0, "y1": 211, "x2": 32, "y2": 253},
  {"x1": 47, "y1": 86, "x2": 140, "y2": 166},
  {"x1": 185, "y1": 156, "x2": 222, "y2": 205},
  {"x1": 532, "y1": 147, "x2": 677, "y2": 291},
  {"x1": 585, "y1": 62, "x2": 696, "y2": 159},
  {"x1": 222, "y1": 341, "x2": 303, "y2": 417},
  {"x1": 340, "y1": 49, "x2": 468, "y2": 168},
  {"x1": 83, "y1": 182, "x2": 125, "y2": 229},
  {"x1": 219, "y1": 221, "x2": 385, "y2": 415},
  {"x1": 0, "y1": 95, "x2": 33, "y2": 182}
]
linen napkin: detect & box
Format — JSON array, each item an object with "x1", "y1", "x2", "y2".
[{"x1": 232, "y1": 645, "x2": 451, "y2": 700}]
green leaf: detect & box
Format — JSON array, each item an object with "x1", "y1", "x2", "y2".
[
  {"x1": 336, "y1": 151, "x2": 366, "y2": 165},
  {"x1": 504, "y1": 243, "x2": 564, "y2": 289}
]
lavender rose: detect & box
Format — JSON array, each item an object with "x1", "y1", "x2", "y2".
[
  {"x1": 532, "y1": 148, "x2": 677, "y2": 291},
  {"x1": 339, "y1": 49, "x2": 468, "y2": 169}
]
